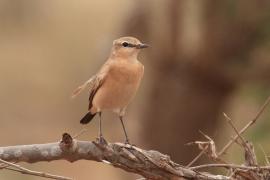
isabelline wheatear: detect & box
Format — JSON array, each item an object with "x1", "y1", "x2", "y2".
[{"x1": 72, "y1": 36, "x2": 148, "y2": 144}]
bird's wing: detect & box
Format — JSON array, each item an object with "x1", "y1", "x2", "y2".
[
  {"x1": 71, "y1": 62, "x2": 110, "y2": 107},
  {"x1": 87, "y1": 74, "x2": 105, "y2": 110},
  {"x1": 71, "y1": 76, "x2": 96, "y2": 98}
]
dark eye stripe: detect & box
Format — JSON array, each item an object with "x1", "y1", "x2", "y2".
[
  {"x1": 122, "y1": 42, "x2": 129, "y2": 47},
  {"x1": 121, "y1": 42, "x2": 136, "y2": 48}
]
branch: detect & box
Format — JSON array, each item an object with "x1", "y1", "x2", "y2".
[
  {"x1": 190, "y1": 163, "x2": 270, "y2": 171},
  {"x1": 0, "y1": 159, "x2": 71, "y2": 180},
  {"x1": 1, "y1": 96, "x2": 270, "y2": 179},
  {"x1": 218, "y1": 96, "x2": 270, "y2": 156},
  {"x1": 223, "y1": 113, "x2": 258, "y2": 166},
  {"x1": 0, "y1": 133, "x2": 229, "y2": 180}
]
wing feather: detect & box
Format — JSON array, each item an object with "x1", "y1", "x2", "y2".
[
  {"x1": 71, "y1": 61, "x2": 110, "y2": 110},
  {"x1": 87, "y1": 75, "x2": 104, "y2": 110},
  {"x1": 71, "y1": 76, "x2": 95, "y2": 98}
]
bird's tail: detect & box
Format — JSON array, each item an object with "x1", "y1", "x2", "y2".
[{"x1": 80, "y1": 112, "x2": 96, "y2": 124}]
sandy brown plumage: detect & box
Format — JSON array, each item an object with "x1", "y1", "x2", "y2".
[{"x1": 72, "y1": 36, "x2": 148, "y2": 143}]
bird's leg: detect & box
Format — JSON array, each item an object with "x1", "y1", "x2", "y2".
[
  {"x1": 119, "y1": 116, "x2": 130, "y2": 144},
  {"x1": 98, "y1": 112, "x2": 102, "y2": 138},
  {"x1": 98, "y1": 112, "x2": 107, "y2": 145}
]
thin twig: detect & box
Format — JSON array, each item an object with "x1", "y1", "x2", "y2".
[
  {"x1": 190, "y1": 163, "x2": 270, "y2": 170},
  {"x1": 186, "y1": 130, "x2": 227, "y2": 167},
  {"x1": 73, "y1": 128, "x2": 87, "y2": 139},
  {"x1": 185, "y1": 131, "x2": 214, "y2": 168},
  {"x1": 223, "y1": 113, "x2": 247, "y2": 146},
  {"x1": 0, "y1": 161, "x2": 17, "y2": 169},
  {"x1": 0, "y1": 159, "x2": 72, "y2": 180},
  {"x1": 186, "y1": 145, "x2": 209, "y2": 167},
  {"x1": 0, "y1": 163, "x2": 10, "y2": 169},
  {"x1": 259, "y1": 144, "x2": 270, "y2": 165},
  {"x1": 218, "y1": 96, "x2": 270, "y2": 156},
  {"x1": 223, "y1": 112, "x2": 256, "y2": 164}
]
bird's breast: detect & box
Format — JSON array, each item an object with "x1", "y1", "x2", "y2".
[
  {"x1": 110, "y1": 64, "x2": 141, "y2": 83},
  {"x1": 92, "y1": 61, "x2": 144, "y2": 112}
]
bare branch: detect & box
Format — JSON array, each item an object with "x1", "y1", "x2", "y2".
[
  {"x1": 1, "y1": 96, "x2": 270, "y2": 179},
  {"x1": 223, "y1": 113, "x2": 257, "y2": 166},
  {"x1": 0, "y1": 133, "x2": 231, "y2": 180},
  {"x1": 0, "y1": 159, "x2": 71, "y2": 180},
  {"x1": 73, "y1": 128, "x2": 88, "y2": 139},
  {"x1": 186, "y1": 145, "x2": 208, "y2": 167},
  {"x1": 259, "y1": 144, "x2": 270, "y2": 166},
  {"x1": 190, "y1": 163, "x2": 270, "y2": 171},
  {"x1": 186, "y1": 131, "x2": 226, "y2": 167},
  {"x1": 218, "y1": 96, "x2": 270, "y2": 156},
  {"x1": 223, "y1": 113, "x2": 247, "y2": 146}
]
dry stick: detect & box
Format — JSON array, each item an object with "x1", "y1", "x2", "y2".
[
  {"x1": 190, "y1": 163, "x2": 270, "y2": 171},
  {"x1": 0, "y1": 161, "x2": 17, "y2": 169},
  {"x1": 4, "y1": 167, "x2": 72, "y2": 180},
  {"x1": 259, "y1": 144, "x2": 270, "y2": 165},
  {"x1": 224, "y1": 113, "x2": 259, "y2": 167},
  {"x1": 0, "y1": 164, "x2": 10, "y2": 169},
  {"x1": 73, "y1": 128, "x2": 87, "y2": 139},
  {"x1": 218, "y1": 96, "x2": 270, "y2": 156},
  {"x1": 223, "y1": 113, "x2": 255, "y2": 160},
  {"x1": 185, "y1": 131, "x2": 212, "y2": 167},
  {"x1": 0, "y1": 159, "x2": 72, "y2": 180},
  {"x1": 223, "y1": 113, "x2": 247, "y2": 146},
  {"x1": 186, "y1": 131, "x2": 222, "y2": 167},
  {"x1": 186, "y1": 145, "x2": 209, "y2": 167}
]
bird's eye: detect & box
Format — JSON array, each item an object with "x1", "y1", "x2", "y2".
[{"x1": 122, "y1": 42, "x2": 129, "y2": 47}]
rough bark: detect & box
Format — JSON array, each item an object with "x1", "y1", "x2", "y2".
[{"x1": 0, "y1": 133, "x2": 230, "y2": 180}]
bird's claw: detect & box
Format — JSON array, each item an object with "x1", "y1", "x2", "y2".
[
  {"x1": 124, "y1": 139, "x2": 130, "y2": 145},
  {"x1": 124, "y1": 139, "x2": 136, "y2": 147}
]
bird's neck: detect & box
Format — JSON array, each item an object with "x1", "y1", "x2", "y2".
[{"x1": 110, "y1": 52, "x2": 139, "y2": 63}]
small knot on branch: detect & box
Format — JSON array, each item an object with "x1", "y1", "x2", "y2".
[{"x1": 60, "y1": 133, "x2": 74, "y2": 152}]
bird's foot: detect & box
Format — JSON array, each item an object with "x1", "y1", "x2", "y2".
[
  {"x1": 124, "y1": 139, "x2": 130, "y2": 145},
  {"x1": 125, "y1": 139, "x2": 136, "y2": 146},
  {"x1": 96, "y1": 136, "x2": 108, "y2": 145}
]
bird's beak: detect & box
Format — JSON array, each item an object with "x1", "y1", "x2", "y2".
[{"x1": 136, "y1": 43, "x2": 149, "y2": 49}]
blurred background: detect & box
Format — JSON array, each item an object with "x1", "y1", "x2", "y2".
[{"x1": 1, "y1": 0, "x2": 270, "y2": 179}]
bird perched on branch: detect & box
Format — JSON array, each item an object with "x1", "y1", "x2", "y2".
[{"x1": 72, "y1": 36, "x2": 148, "y2": 144}]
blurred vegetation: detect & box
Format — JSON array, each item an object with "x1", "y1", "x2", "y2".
[{"x1": 1, "y1": 0, "x2": 270, "y2": 179}]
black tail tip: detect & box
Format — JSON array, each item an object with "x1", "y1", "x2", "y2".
[{"x1": 80, "y1": 112, "x2": 96, "y2": 124}]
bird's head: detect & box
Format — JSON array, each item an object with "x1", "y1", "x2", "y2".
[{"x1": 110, "y1": 36, "x2": 149, "y2": 59}]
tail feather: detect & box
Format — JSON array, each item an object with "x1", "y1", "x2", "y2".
[{"x1": 80, "y1": 112, "x2": 96, "y2": 124}]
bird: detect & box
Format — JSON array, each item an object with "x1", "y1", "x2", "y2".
[{"x1": 72, "y1": 36, "x2": 148, "y2": 144}]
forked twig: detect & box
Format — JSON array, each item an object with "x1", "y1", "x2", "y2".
[
  {"x1": 186, "y1": 145, "x2": 208, "y2": 167},
  {"x1": 223, "y1": 113, "x2": 257, "y2": 166},
  {"x1": 218, "y1": 96, "x2": 270, "y2": 156},
  {"x1": 186, "y1": 131, "x2": 222, "y2": 167},
  {"x1": 223, "y1": 113, "x2": 247, "y2": 146}
]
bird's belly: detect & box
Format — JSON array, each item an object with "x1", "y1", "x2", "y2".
[{"x1": 92, "y1": 78, "x2": 140, "y2": 111}]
